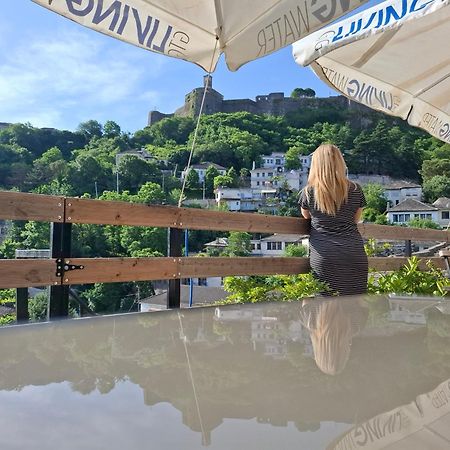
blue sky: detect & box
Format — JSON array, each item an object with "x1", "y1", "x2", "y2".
[{"x1": 1, "y1": 1, "x2": 339, "y2": 133}]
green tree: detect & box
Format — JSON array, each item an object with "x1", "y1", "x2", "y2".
[
  {"x1": 226, "y1": 232, "x2": 252, "y2": 256},
  {"x1": 285, "y1": 146, "x2": 303, "y2": 170},
  {"x1": 117, "y1": 156, "x2": 161, "y2": 193},
  {"x1": 362, "y1": 183, "x2": 388, "y2": 212},
  {"x1": 284, "y1": 244, "x2": 307, "y2": 257},
  {"x1": 227, "y1": 167, "x2": 238, "y2": 186},
  {"x1": 204, "y1": 165, "x2": 220, "y2": 197},
  {"x1": 214, "y1": 175, "x2": 234, "y2": 189},
  {"x1": 103, "y1": 120, "x2": 122, "y2": 138},
  {"x1": 77, "y1": 120, "x2": 103, "y2": 140},
  {"x1": 421, "y1": 159, "x2": 450, "y2": 180},
  {"x1": 423, "y1": 175, "x2": 450, "y2": 202},
  {"x1": 185, "y1": 168, "x2": 200, "y2": 193},
  {"x1": 407, "y1": 218, "x2": 440, "y2": 229}
]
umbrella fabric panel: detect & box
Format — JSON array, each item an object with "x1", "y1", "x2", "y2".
[
  {"x1": 32, "y1": 0, "x2": 370, "y2": 71},
  {"x1": 293, "y1": 0, "x2": 450, "y2": 143}
]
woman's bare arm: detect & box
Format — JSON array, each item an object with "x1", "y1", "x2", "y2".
[
  {"x1": 301, "y1": 208, "x2": 311, "y2": 219},
  {"x1": 354, "y1": 207, "x2": 363, "y2": 223}
]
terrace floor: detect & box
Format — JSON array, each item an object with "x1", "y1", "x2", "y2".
[{"x1": 1, "y1": 295, "x2": 450, "y2": 449}]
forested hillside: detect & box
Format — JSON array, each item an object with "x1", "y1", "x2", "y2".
[{"x1": 1, "y1": 106, "x2": 449, "y2": 316}]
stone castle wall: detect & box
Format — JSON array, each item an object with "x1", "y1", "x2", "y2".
[{"x1": 147, "y1": 78, "x2": 361, "y2": 126}]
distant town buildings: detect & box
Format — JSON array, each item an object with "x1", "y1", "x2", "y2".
[
  {"x1": 386, "y1": 198, "x2": 439, "y2": 224},
  {"x1": 181, "y1": 162, "x2": 226, "y2": 183}
]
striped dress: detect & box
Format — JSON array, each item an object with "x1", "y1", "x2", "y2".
[{"x1": 299, "y1": 183, "x2": 368, "y2": 295}]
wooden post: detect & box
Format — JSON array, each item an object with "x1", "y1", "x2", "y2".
[
  {"x1": 167, "y1": 228, "x2": 182, "y2": 309},
  {"x1": 15, "y1": 288, "x2": 29, "y2": 323},
  {"x1": 48, "y1": 222, "x2": 72, "y2": 319}
]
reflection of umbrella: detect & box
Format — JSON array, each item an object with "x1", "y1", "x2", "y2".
[
  {"x1": 293, "y1": 0, "x2": 450, "y2": 143},
  {"x1": 326, "y1": 377, "x2": 450, "y2": 449},
  {"x1": 32, "y1": 0, "x2": 367, "y2": 71}
]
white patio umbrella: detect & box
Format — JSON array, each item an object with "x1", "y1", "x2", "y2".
[
  {"x1": 32, "y1": 0, "x2": 368, "y2": 71},
  {"x1": 293, "y1": 0, "x2": 450, "y2": 143}
]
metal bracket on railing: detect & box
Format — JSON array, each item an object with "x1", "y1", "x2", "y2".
[{"x1": 55, "y1": 258, "x2": 85, "y2": 277}]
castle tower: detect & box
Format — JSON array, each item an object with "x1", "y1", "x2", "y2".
[{"x1": 204, "y1": 74, "x2": 212, "y2": 90}]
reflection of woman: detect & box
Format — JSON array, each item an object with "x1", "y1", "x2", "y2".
[
  {"x1": 299, "y1": 298, "x2": 368, "y2": 375},
  {"x1": 299, "y1": 144, "x2": 368, "y2": 295}
]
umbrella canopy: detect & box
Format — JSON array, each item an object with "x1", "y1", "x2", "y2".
[
  {"x1": 293, "y1": 0, "x2": 450, "y2": 143},
  {"x1": 32, "y1": 0, "x2": 367, "y2": 71}
]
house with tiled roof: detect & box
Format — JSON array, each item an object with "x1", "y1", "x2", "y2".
[
  {"x1": 386, "y1": 198, "x2": 439, "y2": 224},
  {"x1": 384, "y1": 181, "x2": 423, "y2": 207},
  {"x1": 432, "y1": 197, "x2": 450, "y2": 227}
]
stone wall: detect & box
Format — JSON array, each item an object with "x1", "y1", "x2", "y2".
[{"x1": 147, "y1": 78, "x2": 369, "y2": 125}]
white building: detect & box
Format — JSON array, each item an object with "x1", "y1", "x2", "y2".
[
  {"x1": 215, "y1": 187, "x2": 277, "y2": 212},
  {"x1": 383, "y1": 181, "x2": 423, "y2": 207},
  {"x1": 251, "y1": 153, "x2": 311, "y2": 191},
  {"x1": 251, "y1": 234, "x2": 309, "y2": 256},
  {"x1": 433, "y1": 197, "x2": 450, "y2": 227},
  {"x1": 181, "y1": 162, "x2": 226, "y2": 183},
  {"x1": 386, "y1": 198, "x2": 439, "y2": 224},
  {"x1": 261, "y1": 152, "x2": 286, "y2": 171}
]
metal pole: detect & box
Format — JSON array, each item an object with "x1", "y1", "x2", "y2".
[
  {"x1": 167, "y1": 228, "x2": 182, "y2": 309},
  {"x1": 48, "y1": 222, "x2": 72, "y2": 319}
]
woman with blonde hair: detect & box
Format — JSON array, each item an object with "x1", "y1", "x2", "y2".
[{"x1": 299, "y1": 144, "x2": 368, "y2": 295}]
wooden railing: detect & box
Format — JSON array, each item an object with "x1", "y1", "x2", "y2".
[{"x1": 0, "y1": 191, "x2": 449, "y2": 317}]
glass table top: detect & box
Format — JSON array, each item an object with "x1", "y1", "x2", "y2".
[{"x1": 1, "y1": 295, "x2": 450, "y2": 449}]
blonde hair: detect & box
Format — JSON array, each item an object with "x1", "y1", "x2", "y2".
[{"x1": 305, "y1": 144, "x2": 349, "y2": 216}]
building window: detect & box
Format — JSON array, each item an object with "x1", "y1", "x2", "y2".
[
  {"x1": 277, "y1": 242, "x2": 282, "y2": 250},
  {"x1": 420, "y1": 213, "x2": 432, "y2": 219},
  {"x1": 393, "y1": 214, "x2": 398, "y2": 222},
  {"x1": 442, "y1": 211, "x2": 450, "y2": 219},
  {"x1": 257, "y1": 172, "x2": 260, "y2": 177},
  {"x1": 275, "y1": 159, "x2": 281, "y2": 164},
  {"x1": 251, "y1": 244, "x2": 255, "y2": 250},
  {"x1": 268, "y1": 172, "x2": 273, "y2": 177},
  {"x1": 256, "y1": 181, "x2": 260, "y2": 186},
  {"x1": 257, "y1": 243, "x2": 261, "y2": 250}
]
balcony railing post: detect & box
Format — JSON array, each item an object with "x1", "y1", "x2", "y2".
[
  {"x1": 48, "y1": 222, "x2": 72, "y2": 319},
  {"x1": 404, "y1": 239, "x2": 412, "y2": 257},
  {"x1": 167, "y1": 227, "x2": 182, "y2": 309},
  {"x1": 16, "y1": 287, "x2": 29, "y2": 323}
]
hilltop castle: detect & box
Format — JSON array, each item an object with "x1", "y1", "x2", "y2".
[{"x1": 148, "y1": 75, "x2": 358, "y2": 126}]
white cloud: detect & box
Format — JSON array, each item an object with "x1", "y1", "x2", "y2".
[{"x1": 0, "y1": 26, "x2": 166, "y2": 130}]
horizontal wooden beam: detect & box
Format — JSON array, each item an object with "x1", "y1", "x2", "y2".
[
  {"x1": 65, "y1": 197, "x2": 307, "y2": 234},
  {"x1": 177, "y1": 209, "x2": 306, "y2": 234},
  {"x1": 0, "y1": 191, "x2": 64, "y2": 222},
  {"x1": 179, "y1": 257, "x2": 310, "y2": 277},
  {"x1": 65, "y1": 198, "x2": 180, "y2": 227},
  {"x1": 358, "y1": 223, "x2": 449, "y2": 242},
  {"x1": 60, "y1": 257, "x2": 178, "y2": 284},
  {"x1": 59, "y1": 256, "x2": 447, "y2": 285},
  {"x1": 0, "y1": 256, "x2": 445, "y2": 288},
  {"x1": 0, "y1": 259, "x2": 60, "y2": 288},
  {"x1": 368, "y1": 256, "x2": 446, "y2": 271}
]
